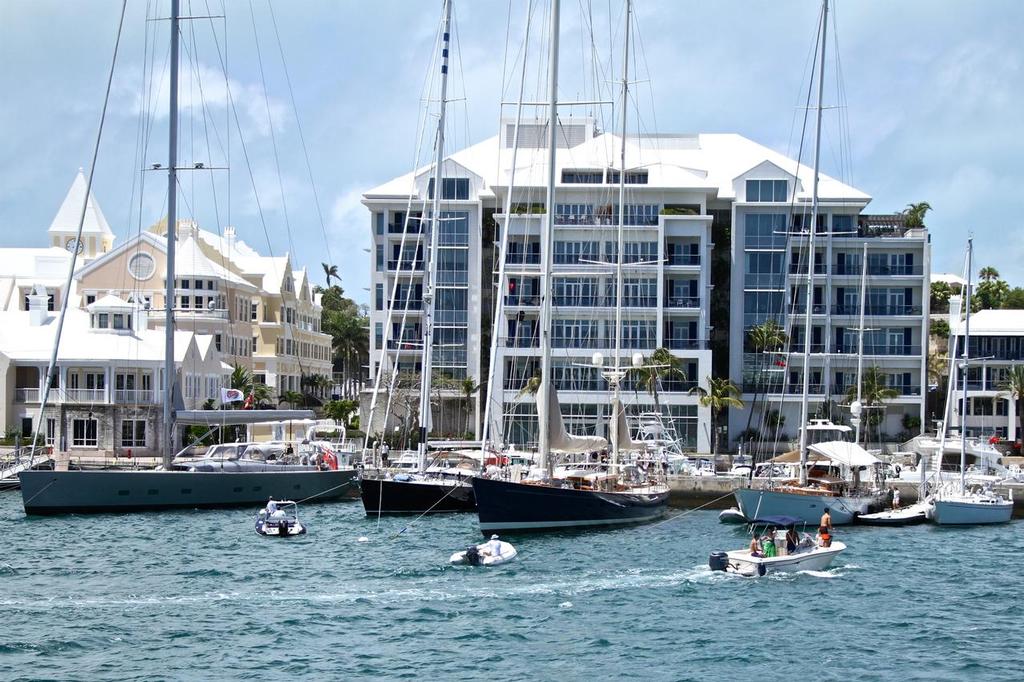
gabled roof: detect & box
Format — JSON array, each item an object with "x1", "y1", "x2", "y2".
[
  {"x1": 87, "y1": 294, "x2": 134, "y2": 311},
  {"x1": 48, "y1": 169, "x2": 114, "y2": 236}
]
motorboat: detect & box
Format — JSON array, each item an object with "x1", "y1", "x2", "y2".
[
  {"x1": 255, "y1": 500, "x2": 307, "y2": 537},
  {"x1": 718, "y1": 507, "x2": 748, "y2": 524},
  {"x1": 709, "y1": 515, "x2": 845, "y2": 577},
  {"x1": 856, "y1": 501, "x2": 932, "y2": 526},
  {"x1": 450, "y1": 536, "x2": 518, "y2": 566}
]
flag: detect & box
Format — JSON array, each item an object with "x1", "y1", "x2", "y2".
[
  {"x1": 243, "y1": 393, "x2": 255, "y2": 410},
  {"x1": 221, "y1": 387, "x2": 244, "y2": 404}
]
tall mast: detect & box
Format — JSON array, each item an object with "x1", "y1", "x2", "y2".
[
  {"x1": 854, "y1": 242, "x2": 868, "y2": 445},
  {"x1": 959, "y1": 238, "x2": 973, "y2": 494},
  {"x1": 798, "y1": 0, "x2": 828, "y2": 487},
  {"x1": 163, "y1": 0, "x2": 181, "y2": 468},
  {"x1": 417, "y1": 0, "x2": 453, "y2": 472},
  {"x1": 610, "y1": 0, "x2": 631, "y2": 472},
  {"x1": 537, "y1": 0, "x2": 561, "y2": 476}
]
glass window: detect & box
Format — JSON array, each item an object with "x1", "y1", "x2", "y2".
[
  {"x1": 181, "y1": 279, "x2": 190, "y2": 289},
  {"x1": 98, "y1": 313, "x2": 109, "y2": 327},
  {"x1": 743, "y1": 213, "x2": 787, "y2": 249},
  {"x1": 833, "y1": 215, "x2": 854, "y2": 233},
  {"x1": 375, "y1": 283, "x2": 384, "y2": 311},
  {"x1": 428, "y1": 177, "x2": 470, "y2": 200},
  {"x1": 562, "y1": 169, "x2": 604, "y2": 184},
  {"x1": 113, "y1": 314, "x2": 125, "y2": 329},
  {"x1": 375, "y1": 212, "x2": 384, "y2": 235},
  {"x1": 746, "y1": 179, "x2": 788, "y2": 202},
  {"x1": 121, "y1": 419, "x2": 146, "y2": 448},
  {"x1": 437, "y1": 211, "x2": 469, "y2": 246},
  {"x1": 72, "y1": 418, "x2": 98, "y2": 447}
]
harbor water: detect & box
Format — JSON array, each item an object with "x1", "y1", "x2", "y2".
[{"x1": 1, "y1": 492, "x2": 1020, "y2": 681}]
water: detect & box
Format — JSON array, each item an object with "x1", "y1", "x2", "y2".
[{"x1": 1, "y1": 492, "x2": 1021, "y2": 681}]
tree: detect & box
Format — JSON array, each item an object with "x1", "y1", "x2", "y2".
[
  {"x1": 974, "y1": 279, "x2": 1009, "y2": 311},
  {"x1": 900, "y1": 201, "x2": 932, "y2": 228},
  {"x1": 930, "y1": 281, "x2": 953, "y2": 314},
  {"x1": 999, "y1": 365, "x2": 1024, "y2": 443},
  {"x1": 844, "y1": 366, "x2": 898, "y2": 447},
  {"x1": 321, "y1": 262, "x2": 340, "y2": 288},
  {"x1": 629, "y1": 347, "x2": 685, "y2": 407},
  {"x1": 689, "y1": 376, "x2": 744, "y2": 454},
  {"x1": 1002, "y1": 287, "x2": 1024, "y2": 310},
  {"x1": 930, "y1": 318, "x2": 950, "y2": 340},
  {"x1": 743, "y1": 320, "x2": 788, "y2": 438},
  {"x1": 979, "y1": 266, "x2": 1000, "y2": 282},
  {"x1": 229, "y1": 364, "x2": 271, "y2": 408},
  {"x1": 460, "y1": 377, "x2": 481, "y2": 436},
  {"x1": 320, "y1": 284, "x2": 369, "y2": 399},
  {"x1": 278, "y1": 390, "x2": 305, "y2": 409}
]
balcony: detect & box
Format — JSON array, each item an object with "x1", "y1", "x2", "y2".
[
  {"x1": 389, "y1": 299, "x2": 423, "y2": 311},
  {"x1": 14, "y1": 388, "x2": 40, "y2": 402},
  {"x1": 386, "y1": 339, "x2": 422, "y2": 351},
  {"x1": 666, "y1": 254, "x2": 700, "y2": 266},
  {"x1": 788, "y1": 343, "x2": 827, "y2": 353},
  {"x1": 505, "y1": 294, "x2": 541, "y2": 306},
  {"x1": 666, "y1": 296, "x2": 700, "y2": 309},
  {"x1": 831, "y1": 304, "x2": 921, "y2": 316},
  {"x1": 666, "y1": 338, "x2": 703, "y2": 350},
  {"x1": 65, "y1": 388, "x2": 106, "y2": 403},
  {"x1": 505, "y1": 336, "x2": 539, "y2": 348},
  {"x1": 115, "y1": 389, "x2": 154, "y2": 403},
  {"x1": 833, "y1": 263, "x2": 923, "y2": 276},
  {"x1": 387, "y1": 222, "x2": 425, "y2": 235},
  {"x1": 789, "y1": 264, "x2": 827, "y2": 275},
  {"x1": 785, "y1": 383, "x2": 826, "y2": 394},
  {"x1": 554, "y1": 213, "x2": 659, "y2": 227},
  {"x1": 505, "y1": 253, "x2": 541, "y2": 265},
  {"x1": 835, "y1": 344, "x2": 922, "y2": 356},
  {"x1": 386, "y1": 260, "x2": 424, "y2": 272}
]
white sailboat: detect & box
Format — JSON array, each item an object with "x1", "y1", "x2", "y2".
[
  {"x1": 932, "y1": 238, "x2": 1013, "y2": 525},
  {"x1": 733, "y1": 0, "x2": 885, "y2": 526}
]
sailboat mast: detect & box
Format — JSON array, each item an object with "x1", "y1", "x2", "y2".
[
  {"x1": 537, "y1": 0, "x2": 561, "y2": 476},
  {"x1": 854, "y1": 242, "x2": 867, "y2": 445},
  {"x1": 610, "y1": 0, "x2": 631, "y2": 471},
  {"x1": 960, "y1": 238, "x2": 973, "y2": 494},
  {"x1": 798, "y1": 0, "x2": 828, "y2": 487},
  {"x1": 417, "y1": 0, "x2": 453, "y2": 472},
  {"x1": 163, "y1": 0, "x2": 180, "y2": 468}
]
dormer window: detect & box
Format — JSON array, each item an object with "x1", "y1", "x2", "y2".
[
  {"x1": 427, "y1": 177, "x2": 470, "y2": 200},
  {"x1": 746, "y1": 179, "x2": 788, "y2": 202}
]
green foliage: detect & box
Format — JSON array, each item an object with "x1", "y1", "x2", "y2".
[
  {"x1": 930, "y1": 318, "x2": 950, "y2": 340},
  {"x1": 510, "y1": 203, "x2": 545, "y2": 214},
  {"x1": 321, "y1": 262, "x2": 340, "y2": 288},
  {"x1": 973, "y1": 279, "x2": 1009, "y2": 311},
  {"x1": 660, "y1": 206, "x2": 698, "y2": 216},
  {"x1": 229, "y1": 364, "x2": 272, "y2": 408},
  {"x1": 324, "y1": 399, "x2": 359, "y2": 426},
  {"x1": 978, "y1": 266, "x2": 1000, "y2": 282},
  {"x1": 930, "y1": 281, "x2": 953, "y2": 314},
  {"x1": 319, "y1": 284, "x2": 368, "y2": 400},
  {"x1": 278, "y1": 390, "x2": 305, "y2": 408},
  {"x1": 1003, "y1": 287, "x2": 1024, "y2": 310},
  {"x1": 900, "y1": 202, "x2": 932, "y2": 228},
  {"x1": 689, "y1": 376, "x2": 744, "y2": 454},
  {"x1": 998, "y1": 365, "x2": 1024, "y2": 442},
  {"x1": 845, "y1": 366, "x2": 899, "y2": 447},
  {"x1": 629, "y1": 347, "x2": 685, "y2": 406}
]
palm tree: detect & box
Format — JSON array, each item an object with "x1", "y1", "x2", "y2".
[
  {"x1": 517, "y1": 372, "x2": 542, "y2": 398},
  {"x1": 321, "y1": 262, "x2": 339, "y2": 288},
  {"x1": 901, "y1": 201, "x2": 932, "y2": 228},
  {"x1": 460, "y1": 377, "x2": 481, "y2": 436},
  {"x1": 629, "y1": 347, "x2": 685, "y2": 407},
  {"x1": 278, "y1": 390, "x2": 305, "y2": 409},
  {"x1": 744, "y1": 320, "x2": 788, "y2": 437},
  {"x1": 689, "y1": 376, "x2": 744, "y2": 454},
  {"x1": 844, "y1": 366, "x2": 898, "y2": 447},
  {"x1": 999, "y1": 365, "x2": 1024, "y2": 442},
  {"x1": 229, "y1": 364, "x2": 271, "y2": 407},
  {"x1": 978, "y1": 266, "x2": 1000, "y2": 283}
]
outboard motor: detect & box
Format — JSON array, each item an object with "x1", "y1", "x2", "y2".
[
  {"x1": 465, "y1": 545, "x2": 481, "y2": 566},
  {"x1": 708, "y1": 551, "x2": 729, "y2": 572}
]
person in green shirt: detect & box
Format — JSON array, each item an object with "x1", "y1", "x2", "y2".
[{"x1": 762, "y1": 528, "x2": 777, "y2": 557}]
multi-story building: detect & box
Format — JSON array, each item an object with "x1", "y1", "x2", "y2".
[
  {"x1": 949, "y1": 304, "x2": 1024, "y2": 441},
  {"x1": 729, "y1": 169, "x2": 930, "y2": 443},
  {"x1": 0, "y1": 171, "x2": 335, "y2": 450},
  {"x1": 365, "y1": 119, "x2": 930, "y2": 452}
]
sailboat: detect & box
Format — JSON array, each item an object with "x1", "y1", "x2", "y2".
[
  {"x1": 18, "y1": 0, "x2": 357, "y2": 514},
  {"x1": 471, "y1": 0, "x2": 670, "y2": 534},
  {"x1": 733, "y1": 0, "x2": 885, "y2": 526},
  {"x1": 358, "y1": 0, "x2": 477, "y2": 516},
  {"x1": 931, "y1": 239, "x2": 1013, "y2": 525}
]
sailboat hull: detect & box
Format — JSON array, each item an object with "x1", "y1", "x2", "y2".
[
  {"x1": 471, "y1": 476, "x2": 668, "y2": 534},
  {"x1": 359, "y1": 476, "x2": 476, "y2": 515},
  {"x1": 932, "y1": 497, "x2": 1013, "y2": 525},
  {"x1": 18, "y1": 469, "x2": 358, "y2": 515},
  {"x1": 734, "y1": 487, "x2": 877, "y2": 525}
]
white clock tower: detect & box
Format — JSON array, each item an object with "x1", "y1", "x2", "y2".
[{"x1": 47, "y1": 169, "x2": 115, "y2": 259}]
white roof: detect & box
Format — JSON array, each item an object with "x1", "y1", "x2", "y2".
[
  {"x1": 87, "y1": 294, "x2": 134, "y2": 311},
  {"x1": 48, "y1": 169, "x2": 113, "y2": 236},
  {"x1": 0, "y1": 309, "x2": 203, "y2": 364},
  {"x1": 175, "y1": 235, "x2": 255, "y2": 288},
  {"x1": 951, "y1": 309, "x2": 1024, "y2": 336},
  {"x1": 363, "y1": 128, "x2": 871, "y2": 204},
  {"x1": 808, "y1": 441, "x2": 881, "y2": 468}
]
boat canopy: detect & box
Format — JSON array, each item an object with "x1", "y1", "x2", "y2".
[
  {"x1": 807, "y1": 441, "x2": 881, "y2": 468},
  {"x1": 175, "y1": 409, "x2": 316, "y2": 426}
]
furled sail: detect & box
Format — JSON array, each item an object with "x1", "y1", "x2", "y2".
[
  {"x1": 542, "y1": 381, "x2": 607, "y2": 453},
  {"x1": 612, "y1": 399, "x2": 644, "y2": 452}
]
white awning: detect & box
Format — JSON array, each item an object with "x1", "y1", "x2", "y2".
[{"x1": 808, "y1": 441, "x2": 881, "y2": 468}]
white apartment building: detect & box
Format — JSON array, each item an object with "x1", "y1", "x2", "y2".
[
  {"x1": 365, "y1": 119, "x2": 930, "y2": 453},
  {"x1": 949, "y1": 305, "x2": 1024, "y2": 441}
]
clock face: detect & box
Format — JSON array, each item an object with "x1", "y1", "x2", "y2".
[{"x1": 65, "y1": 237, "x2": 84, "y2": 254}]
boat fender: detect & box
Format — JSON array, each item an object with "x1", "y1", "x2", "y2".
[{"x1": 708, "y1": 551, "x2": 729, "y2": 572}]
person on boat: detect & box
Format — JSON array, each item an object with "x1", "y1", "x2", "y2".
[
  {"x1": 818, "y1": 528, "x2": 832, "y2": 548},
  {"x1": 819, "y1": 509, "x2": 832, "y2": 535},
  {"x1": 785, "y1": 527, "x2": 799, "y2": 554},
  {"x1": 486, "y1": 534, "x2": 502, "y2": 557},
  {"x1": 380, "y1": 442, "x2": 390, "y2": 467},
  {"x1": 266, "y1": 498, "x2": 278, "y2": 515},
  {"x1": 762, "y1": 529, "x2": 777, "y2": 558},
  {"x1": 892, "y1": 486, "x2": 901, "y2": 510},
  {"x1": 748, "y1": 535, "x2": 762, "y2": 558}
]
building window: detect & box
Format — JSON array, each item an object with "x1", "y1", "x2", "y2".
[
  {"x1": 375, "y1": 212, "x2": 384, "y2": 235},
  {"x1": 127, "y1": 253, "x2": 156, "y2": 280},
  {"x1": 376, "y1": 245, "x2": 384, "y2": 271},
  {"x1": 46, "y1": 418, "x2": 56, "y2": 446},
  {"x1": 252, "y1": 336, "x2": 258, "y2": 355},
  {"x1": 195, "y1": 279, "x2": 204, "y2": 290},
  {"x1": 86, "y1": 294, "x2": 96, "y2": 305},
  {"x1": 215, "y1": 334, "x2": 222, "y2": 352},
  {"x1": 21, "y1": 417, "x2": 33, "y2": 438},
  {"x1": 606, "y1": 170, "x2": 649, "y2": 185},
  {"x1": 746, "y1": 179, "x2": 788, "y2": 202},
  {"x1": 97, "y1": 312, "x2": 109, "y2": 328},
  {"x1": 121, "y1": 419, "x2": 146, "y2": 448},
  {"x1": 180, "y1": 296, "x2": 190, "y2": 310},
  {"x1": 72, "y1": 418, "x2": 98, "y2": 447},
  {"x1": 427, "y1": 177, "x2": 470, "y2": 200},
  {"x1": 562, "y1": 169, "x2": 603, "y2": 184},
  {"x1": 113, "y1": 314, "x2": 126, "y2": 330},
  {"x1": 375, "y1": 283, "x2": 384, "y2": 311},
  {"x1": 181, "y1": 279, "x2": 190, "y2": 289}
]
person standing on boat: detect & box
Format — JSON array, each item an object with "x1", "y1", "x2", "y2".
[
  {"x1": 487, "y1": 534, "x2": 502, "y2": 557},
  {"x1": 818, "y1": 509, "x2": 833, "y2": 548},
  {"x1": 892, "y1": 487, "x2": 901, "y2": 510},
  {"x1": 380, "y1": 442, "x2": 390, "y2": 467}
]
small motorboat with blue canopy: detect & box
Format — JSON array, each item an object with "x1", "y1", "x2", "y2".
[{"x1": 709, "y1": 515, "x2": 845, "y2": 577}]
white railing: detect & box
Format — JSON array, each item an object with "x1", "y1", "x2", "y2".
[
  {"x1": 114, "y1": 389, "x2": 154, "y2": 404},
  {"x1": 64, "y1": 388, "x2": 106, "y2": 403},
  {"x1": 14, "y1": 388, "x2": 40, "y2": 402}
]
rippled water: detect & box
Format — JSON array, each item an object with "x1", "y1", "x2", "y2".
[{"x1": 1, "y1": 491, "x2": 1021, "y2": 681}]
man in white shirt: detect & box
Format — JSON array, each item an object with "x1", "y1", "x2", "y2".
[
  {"x1": 488, "y1": 534, "x2": 502, "y2": 557},
  {"x1": 892, "y1": 487, "x2": 901, "y2": 510}
]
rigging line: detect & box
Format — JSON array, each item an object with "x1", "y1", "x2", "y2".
[
  {"x1": 248, "y1": 0, "x2": 297, "y2": 265},
  {"x1": 30, "y1": 0, "x2": 129, "y2": 453},
  {"x1": 265, "y1": 0, "x2": 333, "y2": 270}
]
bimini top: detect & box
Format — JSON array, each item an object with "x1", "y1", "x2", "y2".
[
  {"x1": 751, "y1": 515, "x2": 804, "y2": 528},
  {"x1": 808, "y1": 441, "x2": 881, "y2": 468}
]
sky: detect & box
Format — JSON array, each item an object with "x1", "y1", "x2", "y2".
[{"x1": 1, "y1": 0, "x2": 1022, "y2": 305}]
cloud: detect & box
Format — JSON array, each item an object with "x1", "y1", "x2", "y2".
[{"x1": 327, "y1": 185, "x2": 373, "y2": 302}]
